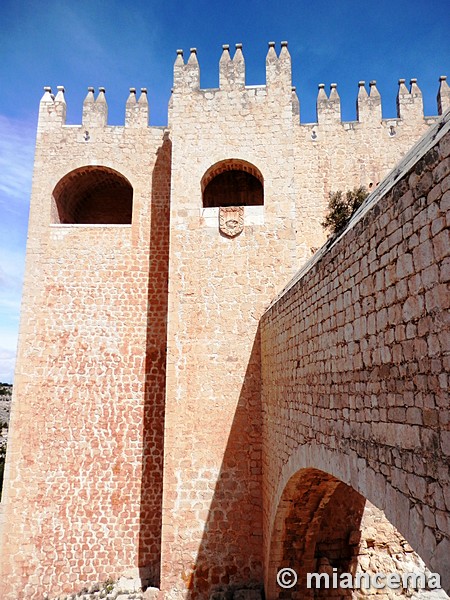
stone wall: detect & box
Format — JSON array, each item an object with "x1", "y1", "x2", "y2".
[
  {"x1": 1, "y1": 43, "x2": 449, "y2": 600},
  {"x1": 162, "y1": 45, "x2": 298, "y2": 599},
  {"x1": 161, "y1": 44, "x2": 447, "y2": 599},
  {"x1": 0, "y1": 89, "x2": 170, "y2": 598},
  {"x1": 292, "y1": 85, "x2": 435, "y2": 256},
  {"x1": 261, "y1": 110, "x2": 450, "y2": 596}
]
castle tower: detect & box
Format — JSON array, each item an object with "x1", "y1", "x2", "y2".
[
  {"x1": 159, "y1": 45, "x2": 439, "y2": 596},
  {"x1": 162, "y1": 42, "x2": 298, "y2": 593},
  {"x1": 0, "y1": 44, "x2": 446, "y2": 600},
  {"x1": 0, "y1": 86, "x2": 171, "y2": 597}
]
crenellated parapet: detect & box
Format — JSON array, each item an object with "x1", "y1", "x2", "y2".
[
  {"x1": 82, "y1": 86, "x2": 108, "y2": 128},
  {"x1": 356, "y1": 80, "x2": 382, "y2": 123},
  {"x1": 125, "y1": 87, "x2": 149, "y2": 127},
  {"x1": 265, "y1": 41, "x2": 292, "y2": 91},
  {"x1": 38, "y1": 86, "x2": 64, "y2": 131},
  {"x1": 437, "y1": 75, "x2": 450, "y2": 115},
  {"x1": 314, "y1": 75, "x2": 448, "y2": 128},
  {"x1": 170, "y1": 43, "x2": 447, "y2": 131},
  {"x1": 219, "y1": 44, "x2": 245, "y2": 89},
  {"x1": 316, "y1": 83, "x2": 341, "y2": 124},
  {"x1": 172, "y1": 41, "x2": 292, "y2": 94},
  {"x1": 291, "y1": 86, "x2": 300, "y2": 118},
  {"x1": 173, "y1": 48, "x2": 200, "y2": 90},
  {"x1": 396, "y1": 78, "x2": 423, "y2": 120},
  {"x1": 37, "y1": 85, "x2": 149, "y2": 130},
  {"x1": 37, "y1": 44, "x2": 449, "y2": 135}
]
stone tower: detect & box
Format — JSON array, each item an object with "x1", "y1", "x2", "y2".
[{"x1": 1, "y1": 43, "x2": 449, "y2": 599}]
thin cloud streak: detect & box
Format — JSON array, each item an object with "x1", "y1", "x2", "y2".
[
  {"x1": 0, "y1": 257, "x2": 24, "y2": 292},
  {"x1": 0, "y1": 245, "x2": 27, "y2": 384},
  {"x1": 0, "y1": 347, "x2": 16, "y2": 384},
  {"x1": 0, "y1": 115, "x2": 35, "y2": 207}
]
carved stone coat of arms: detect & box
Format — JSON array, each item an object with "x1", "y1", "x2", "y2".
[{"x1": 219, "y1": 206, "x2": 244, "y2": 237}]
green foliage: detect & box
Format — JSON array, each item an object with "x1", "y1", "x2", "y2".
[
  {"x1": 322, "y1": 186, "x2": 369, "y2": 234},
  {"x1": 103, "y1": 578, "x2": 115, "y2": 593}
]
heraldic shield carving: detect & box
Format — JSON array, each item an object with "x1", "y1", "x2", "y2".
[{"x1": 219, "y1": 206, "x2": 244, "y2": 237}]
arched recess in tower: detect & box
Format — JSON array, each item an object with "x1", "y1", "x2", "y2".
[
  {"x1": 265, "y1": 468, "x2": 447, "y2": 600},
  {"x1": 201, "y1": 159, "x2": 264, "y2": 208},
  {"x1": 52, "y1": 166, "x2": 133, "y2": 224}
]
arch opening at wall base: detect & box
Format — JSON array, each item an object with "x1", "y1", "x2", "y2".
[
  {"x1": 266, "y1": 468, "x2": 365, "y2": 600},
  {"x1": 265, "y1": 468, "x2": 448, "y2": 600},
  {"x1": 52, "y1": 165, "x2": 133, "y2": 224}
]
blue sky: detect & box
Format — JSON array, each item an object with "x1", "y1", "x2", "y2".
[{"x1": 0, "y1": 0, "x2": 449, "y2": 382}]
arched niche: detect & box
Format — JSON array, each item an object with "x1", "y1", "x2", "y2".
[
  {"x1": 201, "y1": 159, "x2": 264, "y2": 208},
  {"x1": 52, "y1": 166, "x2": 133, "y2": 224}
]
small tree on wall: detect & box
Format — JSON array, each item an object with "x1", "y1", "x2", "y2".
[{"x1": 322, "y1": 186, "x2": 369, "y2": 234}]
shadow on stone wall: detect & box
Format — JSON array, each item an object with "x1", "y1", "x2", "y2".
[
  {"x1": 185, "y1": 329, "x2": 264, "y2": 600},
  {"x1": 139, "y1": 133, "x2": 172, "y2": 588}
]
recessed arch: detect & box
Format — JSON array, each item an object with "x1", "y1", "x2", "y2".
[
  {"x1": 52, "y1": 166, "x2": 133, "y2": 224},
  {"x1": 265, "y1": 465, "x2": 448, "y2": 599},
  {"x1": 201, "y1": 159, "x2": 264, "y2": 208},
  {"x1": 266, "y1": 468, "x2": 365, "y2": 599}
]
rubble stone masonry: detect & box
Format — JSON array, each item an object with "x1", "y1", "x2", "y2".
[
  {"x1": 0, "y1": 42, "x2": 449, "y2": 599},
  {"x1": 261, "y1": 109, "x2": 450, "y2": 596}
]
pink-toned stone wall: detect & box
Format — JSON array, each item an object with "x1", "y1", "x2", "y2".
[
  {"x1": 261, "y1": 114, "x2": 450, "y2": 595},
  {"x1": 292, "y1": 95, "x2": 435, "y2": 257},
  {"x1": 1, "y1": 46, "x2": 448, "y2": 600},
  {"x1": 162, "y1": 46, "x2": 445, "y2": 600},
  {"x1": 162, "y1": 46, "x2": 298, "y2": 600},
  {"x1": 0, "y1": 90, "x2": 170, "y2": 599}
]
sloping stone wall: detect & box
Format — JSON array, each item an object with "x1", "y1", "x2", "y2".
[{"x1": 261, "y1": 111, "x2": 450, "y2": 594}]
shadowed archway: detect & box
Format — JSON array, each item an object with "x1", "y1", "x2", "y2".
[
  {"x1": 266, "y1": 469, "x2": 365, "y2": 600},
  {"x1": 201, "y1": 159, "x2": 264, "y2": 208},
  {"x1": 52, "y1": 165, "x2": 133, "y2": 224}
]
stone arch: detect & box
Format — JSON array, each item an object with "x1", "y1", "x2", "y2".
[
  {"x1": 201, "y1": 158, "x2": 264, "y2": 208},
  {"x1": 52, "y1": 166, "x2": 133, "y2": 224},
  {"x1": 266, "y1": 468, "x2": 365, "y2": 599},
  {"x1": 264, "y1": 444, "x2": 450, "y2": 598}
]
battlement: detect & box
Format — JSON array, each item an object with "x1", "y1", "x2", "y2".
[
  {"x1": 172, "y1": 41, "x2": 292, "y2": 92},
  {"x1": 314, "y1": 76, "x2": 450, "y2": 127},
  {"x1": 37, "y1": 44, "x2": 450, "y2": 132},
  {"x1": 37, "y1": 85, "x2": 149, "y2": 130},
  {"x1": 171, "y1": 43, "x2": 450, "y2": 128}
]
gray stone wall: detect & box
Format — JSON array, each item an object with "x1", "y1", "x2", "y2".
[{"x1": 261, "y1": 111, "x2": 450, "y2": 593}]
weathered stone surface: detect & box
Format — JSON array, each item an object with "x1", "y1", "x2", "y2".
[
  {"x1": 0, "y1": 45, "x2": 449, "y2": 600},
  {"x1": 233, "y1": 590, "x2": 262, "y2": 600},
  {"x1": 262, "y1": 117, "x2": 450, "y2": 596}
]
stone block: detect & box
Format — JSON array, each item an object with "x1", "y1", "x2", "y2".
[{"x1": 233, "y1": 589, "x2": 262, "y2": 600}]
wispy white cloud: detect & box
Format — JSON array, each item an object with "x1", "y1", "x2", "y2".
[
  {"x1": 0, "y1": 115, "x2": 31, "y2": 382},
  {"x1": 0, "y1": 347, "x2": 16, "y2": 384},
  {"x1": 53, "y1": 4, "x2": 110, "y2": 68},
  {"x1": 0, "y1": 115, "x2": 35, "y2": 210},
  {"x1": 0, "y1": 250, "x2": 25, "y2": 375},
  {"x1": 51, "y1": 3, "x2": 161, "y2": 81},
  {"x1": 0, "y1": 246, "x2": 24, "y2": 279}
]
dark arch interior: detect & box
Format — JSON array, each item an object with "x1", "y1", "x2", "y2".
[
  {"x1": 52, "y1": 166, "x2": 133, "y2": 224},
  {"x1": 203, "y1": 169, "x2": 264, "y2": 208},
  {"x1": 268, "y1": 469, "x2": 366, "y2": 600}
]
